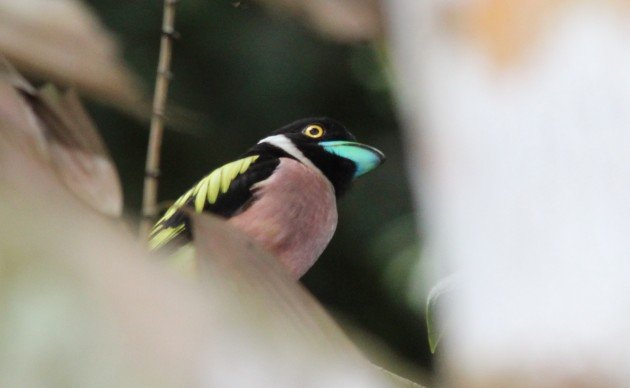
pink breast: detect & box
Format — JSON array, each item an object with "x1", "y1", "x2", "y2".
[{"x1": 228, "y1": 158, "x2": 338, "y2": 279}]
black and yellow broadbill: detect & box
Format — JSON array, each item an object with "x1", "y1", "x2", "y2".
[{"x1": 150, "y1": 117, "x2": 385, "y2": 278}]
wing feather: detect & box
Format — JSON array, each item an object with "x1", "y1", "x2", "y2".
[
  {"x1": 194, "y1": 176, "x2": 210, "y2": 211},
  {"x1": 149, "y1": 155, "x2": 279, "y2": 251}
]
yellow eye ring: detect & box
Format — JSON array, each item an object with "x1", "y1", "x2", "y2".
[{"x1": 303, "y1": 124, "x2": 325, "y2": 139}]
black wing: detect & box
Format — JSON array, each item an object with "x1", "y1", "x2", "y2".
[{"x1": 149, "y1": 155, "x2": 279, "y2": 251}]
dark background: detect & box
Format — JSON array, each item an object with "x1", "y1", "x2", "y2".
[{"x1": 85, "y1": 0, "x2": 430, "y2": 375}]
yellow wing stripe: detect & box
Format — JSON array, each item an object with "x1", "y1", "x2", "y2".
[
  {"x1": 149, "y1": 155, "x2": 260, "y2": 250},
  {"x1": 207, "y1": 166, "x2": 221, "y2": 203},
  {"x1": 221, "y1": 162, "x2": 238, "y2": 193},
  {"x1": 194, "y1": 176, "x2": 210, "y2": 212},
  {"x1": 149, "y1": 224, "x2": 186, "y2": 250},
  {"x1": 160, "y1": 187, "x2": 193, "y2": 222},
  {"x1": 201, "y1": 155, "x2": 259, "y2": 205}
]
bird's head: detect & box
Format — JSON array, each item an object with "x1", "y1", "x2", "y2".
[{"x1": 253, "y1": 117, "x2": 385, "y2": 196}]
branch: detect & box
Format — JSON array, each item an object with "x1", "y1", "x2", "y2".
[{"x1": 140, "y1": 0, "x2": 179, "y2": 239}]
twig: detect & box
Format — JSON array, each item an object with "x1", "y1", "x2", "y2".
[{"x1": 140, "y1": 0, "x2": 179, "y2": 240}]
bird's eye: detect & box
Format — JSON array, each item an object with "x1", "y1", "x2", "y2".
[{"x1": 303, "y1": 124, "x2": 325, "y2": 139}]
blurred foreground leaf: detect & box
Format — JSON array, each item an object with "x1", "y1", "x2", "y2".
[
  {"x1": 0, "y1": 125, "x2": 210, "y2": 386},
  {"x1": 0, "y1": 57, "x2": 123, "y2": 216},
  {"x1": 192, "y1": 211, "x2": 423, "y2": 386},
  {"x1": 193, "y1": 212, "x2": 364, "y2": 356},
  {"x1": 0, "y1": 0, "x2": 142, "y2": 110}
]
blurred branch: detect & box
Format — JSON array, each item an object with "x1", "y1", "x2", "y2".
[{"x1": 140, "y1": 0, "x2": 179, "y2": 239}]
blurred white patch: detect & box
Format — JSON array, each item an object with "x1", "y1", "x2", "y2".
[{"x1": 388, "y1": 0, "x2": 630, "y2": 384}]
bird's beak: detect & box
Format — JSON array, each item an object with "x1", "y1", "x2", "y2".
[{"x1": 319, "y1": 140, "x2": 385, "y2": 178}]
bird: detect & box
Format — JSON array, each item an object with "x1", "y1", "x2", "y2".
[{"x1": 149, "y1": 117, "x2": 385, "y2": 279}]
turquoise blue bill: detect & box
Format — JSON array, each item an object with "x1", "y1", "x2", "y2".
[{"x1": 319, "y1": 140, "x2": 385, "y2": 178}]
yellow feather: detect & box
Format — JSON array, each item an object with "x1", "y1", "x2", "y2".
[
  {"x1": 176, "y1": 188, "x2": 193, "y2": 207},
  {"x1": 149, "y1": 155, "x2": 261, "y2": 251},
  {"x1": 194, "y1": 177, "x2": 210, "y2": 212},
  {"x1": 207, "y1": 169, "x2": 221, "y2": 204},
  {"x1": 221, "y1": 161, "x2": 235, "y2": 193},
  {"x1": 162, "y1": 188, "x2": 192, "y2": 220},
  {"x1": 149, "y1": 224, "x2": 185, "y2": 250},
  {"x1": 240, "y1": 156, "x2": 254, "y2": 173}
]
